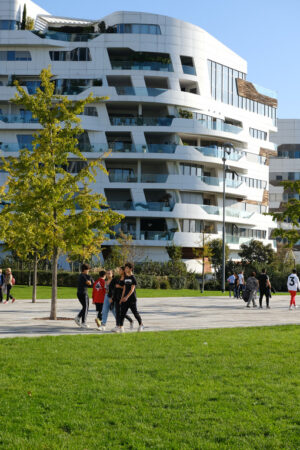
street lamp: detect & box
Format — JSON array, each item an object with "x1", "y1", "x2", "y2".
[{"x1": 221, "y1": 142, "x2": 235, "y2": 292}]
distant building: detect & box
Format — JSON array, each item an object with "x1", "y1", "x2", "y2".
[
  {"x1": 0, "y1": 0, "x2": 277, "y2": 265},
  {"x1": 270, "y1": 119, "x2": 300, "y2": 261}
]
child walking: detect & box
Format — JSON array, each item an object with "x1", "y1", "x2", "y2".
[
  {"x1": 3, "y1": 268, "x2": 15, "y2": 304},
  {"x1": 92, "y1": 270, "x2": 106, "y2": 329},
  {"x1": 287, "y1": 269, "x2": 300, "y2": 310}
]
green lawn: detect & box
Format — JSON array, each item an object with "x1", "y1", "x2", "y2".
[
  {"x1": 12, "y1": 285, "x2": 286, "y2": 300},
  {"x1": 0, "y1": 327, "x2": 299, "y2": 449}
]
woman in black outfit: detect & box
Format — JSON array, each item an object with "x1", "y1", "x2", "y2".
[{"x1": 108, "y1": 267, "x2": 133, "y2": 331}]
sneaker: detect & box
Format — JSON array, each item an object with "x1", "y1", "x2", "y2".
[
  {"x1": 138, "y1": 324, "x2": 144, "y2": 332},
  {"x1": 253, "y1": 305, "x2": 257, "y2": 308},
  {"x1": 119, "y1": 326, "x2": 125, "y2": 333},
  {"x1": 3, "y1": 300, "x2": 7, "y2": 304},
  {"x1": 99, "y1": 325, "x2": 106, "y2": 331},
  {"x1": 74, "y1": 316, "x2": 81, "y2": 327},
  {"x1": 12, "y1": 298, "x2": 15, "y2": 303},
  {"x1": 111, "y1": 326, "x2": 119, "y2": 332},
  {"x1": 246, "y1": 305, "x2": 250, "y2": 308},
  {"x1": 267, "y1": 306, "x2": 271, "y2": 309},
  {"x1": 259, "y1": 306, "x2": 263, "y2": 309},
  {"x1": 95, "y1": 318, "x2": 101, "y2": 328},
  {"x1": 130, "y1": 321, "x2": 134, "y2": 330},
  {"x1": 289, "y1": 306, "x2": 293, "y2": 310},
  {"x1": 81, "y1": 323, "x2": 89, "y2": 329}
]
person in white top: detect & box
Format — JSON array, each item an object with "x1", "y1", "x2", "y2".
[{"x1": 287, "y1": 269, "x2": 300, "y2": 310}]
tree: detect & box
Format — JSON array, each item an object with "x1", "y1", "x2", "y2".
[
  {"x1": 98, "y1": 21, "x2": 106, "y2": 33},
  {"x1": 193, "y1": 231, "x2": 213, "y2": 292},
  {"x1": 268, "y1": 180, "x2": 300, "y2": 248},
  {"x1": 238, "y1": 239, "x2": 275, "y2": 265},
  {"x1": 209, "y1": 238, "x2": 229, "y2": 276},
  {"x1": 0, "y1": 68, "x2": 122, "y2": 319},
  {"x1": 25, "y1": 17, "x2": 35, "y2": 30},
  {"x1": 103, "y1": 232, "x2": 140, "y2": 268},
  {"x1": 21, "y1": 4, "x2": 27, "y2": 30}
]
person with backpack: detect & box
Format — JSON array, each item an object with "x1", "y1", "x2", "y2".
[
  {"x1": 245, "y1": 272, "x2": 258, "y2": 308},
  {"x1": 287, "y1": 269, "x2": 300, "y2": 310},
  {"x1": 258, "y1": 268, "x2": 271, "y2": 309},
  {"x1": 3, "y1": 268, "x2": 15, "y2": 304},
  {"x1": 92, "y1": 270, "x2": 106, "y2": 329}
]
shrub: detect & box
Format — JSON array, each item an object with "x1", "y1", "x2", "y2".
[
  {"x1": 135, "y1": 274, "x2": 155, "y2": 289},
  {"x1": 204, "y1": 280, "x2": 221, "y2": 291},
  {"x1": 168, "y1": 275, "x2": 186, "y2": 289},
  {"x1": 152, "y1": 278, "x2": 161, "y2": 289},
  {"x1": 160, "y1": 279, "x2": 170, "y2": 289}
]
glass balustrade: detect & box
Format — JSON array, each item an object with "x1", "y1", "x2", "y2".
[
  {"x1": 182, "y1": 65, "x2": 196, "y2": 75},
  {"x1": 196, "y1": 146, "x2": 243, "y2": 161},
  {"x1": 200, "y1": 204, "x2": 254, "y2": 219},
  {"x1": 140, "y1": 230, "x2": 174, "y2": 240},
  {"x1": 141, "y1": 174, "x2": 168, "y2": 183},
  {"x1": 111, "y1": 60, "x2": 173, "y2": 72},
  {"x1": 108, "y1": 173, "x2": 138, "y2": 182},
  {"x1": 78, "y1": 142, "x2": 176, "y2": 153},
  {"x1": 0, "y1": 114, "x2": 38, "y2": 123},
  {"x1": 147, "y1": 144, "x2": 176, "y2": 153},
  {"x1": 33, "y1": 30, "x2": 100, "y2": 42},
  {"x1": 198, "y1": 176, "x2": 242, "y2": 188},
  {"x1": 110, "y1": 116, "x2": 173, "y2": 126},
  {"x1": 134, "y1": 202, "x2": 174, "y2": 211},
  {"x1": 0, "y1": 143, "x2": 22, "y2": 152},
  {"x1": 115, "y1": 86, "x2": 167, "y2": 96},
  {"x1": 106, "y1": 201, "x2": 134, "y2": 210}
]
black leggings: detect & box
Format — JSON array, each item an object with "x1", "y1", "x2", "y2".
[
  {"x1": 120, "y1": 298, "x2": 142, "y2": 326},
  {"x1": 6, "y1": 284, "x2": 13, "y2": 301},
  {"x1": 95, "y1": 303, "x2": 103, "y2": 321},
  {"x1": 77, "y1": 292, "x2": 89, "y2": 323},
  {"x1": 113, "y1": 299, "x2": 133, "y2": 326},
  {"x1": 259, "y1": 290, "x2": 270, "y2": 307}
]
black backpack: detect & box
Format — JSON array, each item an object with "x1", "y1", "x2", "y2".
[{"x1": 242, "y1": 288, "x2": 251, "y2": 302}]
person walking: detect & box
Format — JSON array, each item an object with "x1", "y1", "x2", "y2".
[
  {"x1": 227, "y1": 273, "x2": 235, "y2": 298},
  {"x1": 75, "y1": 264, "x2": 93, "y2": 328},
  {"x1": 238, "y1": 271, "x2": 245, "y2": 298},
  {"x1": 119, "y1": 262, "x2": 144, "y2": 332},
  {"x1": 110, "y1": 267, "x2": 133, "y2": 332},
  {"x1": 3, "y1": 268, "x2": 15, "y2": 304},
  {"x1": 287, "y1": 268, "x2": 300, "y2": 310},
  {"x1": 234, "y1": 272, "x2": 239, "y2": 299},
  {"x1": 0, "y1": 269, "x2": 3, "y2": 303},
  {"x1": 98, "y1": 269, "x2": 116, "y2": 331},
  {"x1": 258, "y1": 268, "x2": 271, "y2": 309},
  {"x1": 92, "y1": 270, "x2": 106, "y2": 329},
  {"x1": 245, "y1": 272, "x2": 258, "y2": 308}
]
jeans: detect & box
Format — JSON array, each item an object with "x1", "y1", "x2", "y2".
[
  {"x1": 101, "y1": 294, "x2": 116, "y2": 325},
  {"x1": 228, "y1": 283, "x2": 235, "y2": 297},
  {"x1": 238, "y1": 284, "x2": 245, "y2": 298}
]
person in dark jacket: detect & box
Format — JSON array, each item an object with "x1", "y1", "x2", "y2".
[
  {"x1": 245, "y1": 272, "x2": 258, "y2": 308},
  {"x1": 110, "y1": 267, "x2": 133, "y2": 332}
]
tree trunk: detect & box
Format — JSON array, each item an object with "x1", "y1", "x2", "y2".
[
  {"x1": 50, "y1": 247, "x2": 58, "y2": 320},
  {"x1": 32, "y1": 253, "x2": 38, "y2": 303}
]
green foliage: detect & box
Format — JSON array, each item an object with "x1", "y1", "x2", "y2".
[
  {"x1": 209, "y1": 238, "x2": 229, "y2": 273},
  {"x1": 98, "y1": 21, "x2": 106, "y2": 33},
  {"x1": 166, "y1": 243, "x2": 182, "y2": 261},
  {"x1": 160, "y1": 279, "x2": 170, "y2": 289},
  {"x1": 169, "y1": 275, "x2": 186, "y2": 289},
  {"x1": 0, "y1": 67, "x2": 122, "y2": 318},
  {"x1": 178, "y1": 108, "x2": 193, "y2": 119},
  {"x1": 25, "y1": 17, "x2": 35, "y2": 30},
  {"x1": 238, "y1": 239, "x2": 275, "y2": 265},
  {"x1": 21, "y1": 4, "x2": 27, "y2": 30}
]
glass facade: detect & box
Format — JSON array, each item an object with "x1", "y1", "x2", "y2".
[
  {"x1": 0, "y1": 21, "x2": 20, "y2": 30},
  {"x1": 277, "y1": 144, "x2": 300, "y2": 158},
  {"x1": 49, "y1": 48, "x2": 91, "y2": 61},
  {"x1": 249, "y1": 128, "x2": 267, "y2": 141},
  {"x1": 112, "y1": 24, "x2": 161, "y2": 34},
  {"x1": 0, "y1": 51, "x2": 31, "y2": 61},
  {"x1": 208, "y1": 60, "x2": 276, "y2": 123}
]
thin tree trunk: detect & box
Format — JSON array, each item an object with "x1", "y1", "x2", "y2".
[
  {"x1": 201, "y1": 229, "x2": 205, "y2": 293},
  {"x1": 50, "y1": 247, "x2": 58, "y2": 320},
  {"x1": 32, "y1": 253, "x2": 38, "y2": 303}
]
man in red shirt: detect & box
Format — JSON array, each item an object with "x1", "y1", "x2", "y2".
[{"x1": 92, "y1": 270, "x2": 106, "y2": 329}]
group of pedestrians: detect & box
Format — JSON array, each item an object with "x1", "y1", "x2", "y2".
[
  {"x1": 0, "y1": 268, "x2": 15, "y2": 304},
  {"x1": 75, "y1": 262, "x2": 144, "y2": 332},
  {"x1": 228, "y1": 268, "x2": 299, "y2": 310}
]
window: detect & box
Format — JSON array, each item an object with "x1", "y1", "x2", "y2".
[
  {"x1": 207, "y1": 60, "x2": 277, "y2": 124},
  {"x1": 249, "y1": 128, "x2": 267, "y2": 141},
  {"x1": 49, "y1": 48, "x2": 91, "y2": 62},
  {"x1": 180, "y1": 163, "x2": 202, "y2": 176},
  {"x1": 113, "y1": 24, "x2": 161, "y2": 34},
  {"x1": 0, "y1": 51, "x2": 31, "y2": 61},
  {"x1": 17, "y1": 135, "x2": 34, "y2": 149},
  {"x1": 0, "y1": 20, "x2": 20, "y2": 30}
]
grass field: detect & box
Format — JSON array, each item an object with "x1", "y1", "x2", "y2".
[
  {"x1": 10, "y1": 285, "x2": 286, "y2": 300},
  {"x1": 0, "y1": 326, "x2": 299, "y2": 449}
]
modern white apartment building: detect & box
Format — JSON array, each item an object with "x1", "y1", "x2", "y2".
[
  {"x1": 270, "y1": 119, "x2": 300, "y2": 261},
  {"x1": 0, "y1": 0, "x2": 277, "y2": 264}
]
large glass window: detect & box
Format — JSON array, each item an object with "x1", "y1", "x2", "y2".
[
  {"x1": 0, "y1": 51, "x2": 31, "y2": 61},
  {"x1": 113, "y1": 23, "x2": 161, "y2": 34},
  {"x1": 49, "y1": 48, "x2": 91, "y2": 62},
  {"x1": 0, "y1": 20, "x2": 20, "y2": 30}
]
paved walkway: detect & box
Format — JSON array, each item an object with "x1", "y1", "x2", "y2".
[{"x1": 0, "y1": 295, "x2": 299, "y2": 339}]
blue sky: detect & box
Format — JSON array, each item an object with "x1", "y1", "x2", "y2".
[{"x1": 36, "y1": 0, "x2": 300, "y2": 118}]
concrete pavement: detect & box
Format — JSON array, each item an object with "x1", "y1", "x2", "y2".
[{"x1": 0, "y1": 295, "x2": 299, "y2": 338}]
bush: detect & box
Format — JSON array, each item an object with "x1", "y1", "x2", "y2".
[
  {"x1": 152, "y1": 278, "x2": 161, "y2": 289},
  {"x1": 168, "y1": 275, "x2": 186, "y2": 289},
  {"x1": 135, "y1": 274, "x2": 155, "y2": 289},
  {"x1": 204, "y1": 280, "x2": 221, "y2": 291},
  {"x1": 160, "y1": 279, "x2": 170, "y2": 289}
]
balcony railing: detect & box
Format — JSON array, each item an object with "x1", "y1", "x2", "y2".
[
  {"x1": 78, "y1": 142, "x2": 177, "y2": 153},
  {"x1": 196, "y1": 146, "x2": 244, "y2": 161},
  {"x1": 200, "y1": 204, "x2": 254, "y2": 219},
  {"x1": 199, "y1": 176, "x2": 242, "y2": 188},
  {"x1": 140, "y1": 174, "x2": 168, "y2": 183},
  {"x1": 108, "y1": 173, "x2": 138, "y2": 183},
  {"x1": 107, "y1": 201, "x2": 174, "y2": 211},
  {"x1": 140, "y1": 230, "x2": 174, "y2": 240},
  {"x1": 115, "y1": 86, "x2": 168, "y2": 96},
  {"x1": 111, "y1": 60, "x2": 173, "y2": 72},
  {"x1": 105, "y1": 201, "x2": 134, "y2": 210},
  {"x1": 182, "y1": 65, "x2": 196, "y2": 75},
  {"x1": 33, "y1": 30, "x2": 100, "y2": 42},
  {"x1": 0, "y1": 114, "x2": 38, "y2": 124},
  {"x1": 109, "y1": 116, "x2": 173, "y2": 126}
]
